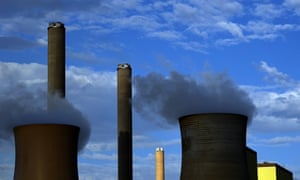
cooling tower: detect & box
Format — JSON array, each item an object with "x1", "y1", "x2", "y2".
[
  {"x1": 155, "y1": 147, "x2": 165, "y2": 180},
  {"x1": 179, "y1": 113, "x2": 249, "y2": 180},
  {"x1": 48, "y1": 22, "x2": 65, "y2": 98},
  {"x1": 13, "y1": 124, "x2": 79, "y2": 180},
  {"x1": 117, "y1": 63, "x2": 132, "y2": 180}
]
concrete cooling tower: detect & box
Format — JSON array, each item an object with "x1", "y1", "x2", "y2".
[
  {"x1": 13, "y1": 124, "x2": 79, "y2": 180},
  {"x1": 179, "y1": 113, "x2": 249, "y2": 180},
  {"x1": 117, "y1": 63, "x2": 133, "y2": 180}
]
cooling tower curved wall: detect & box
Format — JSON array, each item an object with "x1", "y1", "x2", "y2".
[
  {"x1": 13, "y1": 124, "x2": 79, "y2": 180},
  {"x1": 179, "y1": 113, "x2": 249, "y2": 180}
]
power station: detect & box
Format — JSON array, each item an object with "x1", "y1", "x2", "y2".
[{"x1": 7, "y1": 22, "x2": 294, "y2": 180}]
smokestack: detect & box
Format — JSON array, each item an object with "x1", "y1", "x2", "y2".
[
  {"x1": 48, "y1": 21, "x2": 65, "y2": 98},
  {"x1": 155, "y1": 147, "x2": 165, "y2": 180},
  {"x1": 179, "y1": 113, "x2": 249, "y2": 180},
  {"x1": 117, "y1": 63, "x2": 132, "y2": 180},
  {"x1": 13, "y1": 124, "x2": 79, "y2": 180}
]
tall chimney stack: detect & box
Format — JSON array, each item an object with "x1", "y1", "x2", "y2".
[
  {"x1": 156, "y1": 147, "x2": 165, "y2": 180},
  {"x1": 117, "y1": 63, "x2": 132, "y2": 180},
  {"x1": 48, "y1": 21, "x2": 65, "y2": 98},
  {"x1": 179, "y1": 113, "x2": 249, "y2": 180}
]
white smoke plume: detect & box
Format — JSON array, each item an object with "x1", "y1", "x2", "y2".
[
  {"x1": 133, "y1": 71, "x2": 256, "y2": 124},
  {"x1": 0, "y1": 83, "x2": 90, "y2": 151}
]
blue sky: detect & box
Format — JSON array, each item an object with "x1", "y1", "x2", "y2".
[{"x1": 0, "y1": 0, "x2": 300, "y2": 179}]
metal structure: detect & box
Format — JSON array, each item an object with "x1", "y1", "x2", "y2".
[
  {"x1": 117, "y1": 63, "x2": 132, "y2": 180},
  {"x1": 179, "y1": 113, "x2": 249, "y2": 180},
  {"x1": 155, "y1": 147, "x2": 165, "y2": 180},
  {"x1": 14, "y1": 124, "x2": 79, "y2": 180}
]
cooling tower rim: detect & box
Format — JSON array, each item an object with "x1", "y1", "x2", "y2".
[
  {"x1": 179, "y1": 113, "x2": 248, "y2": 121},
  {"x1": 13, "y1": 123, "x2": 80, "y2": 131}
]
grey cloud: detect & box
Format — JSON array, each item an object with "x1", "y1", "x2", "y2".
[
  {"x1": 134, "y1": 71, "x2": 256, "y2": 125},
  {"x1": 0, "y1": 36, "x2": 42, "y2": 50}
]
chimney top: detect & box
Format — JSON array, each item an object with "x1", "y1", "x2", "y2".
[
  {"x1": 117, "y1": 63, "x2": 131, "y2": 70},
  {"x1": 48, "y1": 22, "x2": 64, "y2": 28},
  {"x1": 156, "y1": 147, "x2": 164, "y2": 152}
]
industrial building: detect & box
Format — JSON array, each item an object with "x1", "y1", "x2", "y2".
[
  {"x1": 258, "y1": 163, "x2": 293, "y2": 180},
  {"x1": 247, "y1": 147, "x2": 258, "y2": 180}
]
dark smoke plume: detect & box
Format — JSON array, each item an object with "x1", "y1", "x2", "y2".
[
  {"x1": 0, "y1": 84, "x2": 90, "y2": 151},
  {"x1": 133, "y1": 71, "x2": 256, "y2": 124}
]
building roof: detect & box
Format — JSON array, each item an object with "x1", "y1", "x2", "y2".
[{"x1": 258, "y1": 162, "x2": 293, "y2": 176}]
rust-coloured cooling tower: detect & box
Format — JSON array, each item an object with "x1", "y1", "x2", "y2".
[
  {"x1": 155, "y1": 147, "x2": 165, "y2": 180},
  {"x1": 179, "y1": 113, "x2": 249, "y2": 180},
  {"x1": 117, "y1": 63, "x2": 132, "y2": 180},
  {"x1": 48, "y1": 22, "x2": 65, "y2": 98},
  {"x1": 13, "y1": 124, "x2": 79, "y2": 180}
]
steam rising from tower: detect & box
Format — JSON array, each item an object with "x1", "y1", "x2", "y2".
[
  {"x1": 134, "y1": 71, "x2": 256, "y2": 124},
  {"x1": 117, "y1": 63, "x2": 132, "y2": 180}
]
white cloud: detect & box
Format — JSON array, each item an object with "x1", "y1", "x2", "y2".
[
  {"x1": 260, "y1": 136, "x2": 300, "y2": 145},
  {"x1": 148, "y1": 30, "x2": 183, "y2": 40},
  {"x1": 112, "y1": 15, "x2": 162, "y2": 32},
  {"x1": 217, "y1": 21, "x2": 244, "y2": 38},
  {"x1": 259, "y1": 61, "x2": 294, "y2": 86},
  {"x1": 175, "y1": 41, "x2": 208, "y2": 53},
  {"x1": 252, "y1": 3, "x2": 284, "y2": 19},
  {"x1": 246, "y1": 61, "x2": 300, "y2": 133},
  {"x1": 284, "y1": 0, "x2": 300, "y2": 15},
  {"x1": 1, "y1": 0, "x2": 300, "y2": 53}
]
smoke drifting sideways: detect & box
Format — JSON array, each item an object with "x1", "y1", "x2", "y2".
[
  {"x1": 133, "y1": 71, "x2": 256, "y2": 125},
  {"x1": 0, "y1": 84, "x2": 90, "y2": 151}
]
